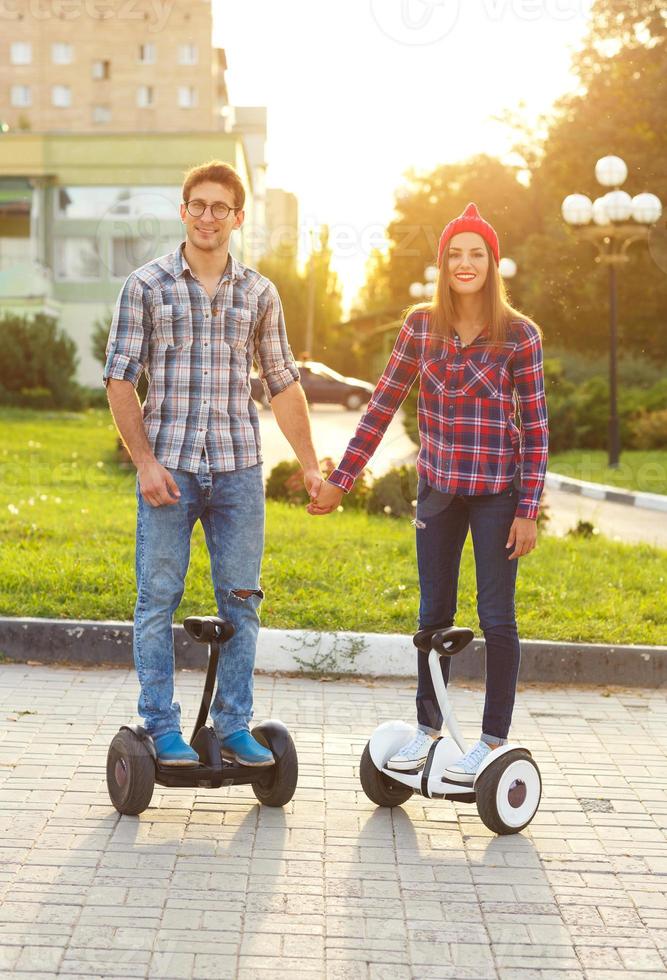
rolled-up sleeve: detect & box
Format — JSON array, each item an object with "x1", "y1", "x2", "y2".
[
  {"x1": 102, "y1": 273, "x2": 151, "y2": 388},
  {"x1": 253, "y1": 281, "x2": 299, "y2": 399}
]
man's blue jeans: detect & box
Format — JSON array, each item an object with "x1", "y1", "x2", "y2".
[
  {"x1": 133, "y1": 457, "x2": 265, "y2": 740},
  {"x1": 414, "y1": 475, "x2": 522, "y2": 742}
]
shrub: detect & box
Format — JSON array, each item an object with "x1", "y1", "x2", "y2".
[
  {"x1": 0, "y1": 312, "x2": 83, "y2": 409},
  {"x1": 265, "y1": 457, "x2": 371, "y2": 508},
  {"x1": 630, "y1": 409, "x2": 667, "y2": 450},
  {"x1": 366, "y1": 465, "x2": 418, "y2": 518}
]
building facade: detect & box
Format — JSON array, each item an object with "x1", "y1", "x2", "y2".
[
  {"x1": 0, "y1": 0, "x2": 228, "y2": 133},
  {"x1": 0, "y1": 0, "x2": 271, "y2": 387}
]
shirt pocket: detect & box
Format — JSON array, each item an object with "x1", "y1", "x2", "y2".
[
  {"x1": 223, "y1": 307, "x2": 253, "y2": 353},
  {"x1": 153, "y1": 303, "x2": 194, "y2": 349},
  {"x1": 460, "y1": 358, "x2": 501, "y2": 398}
]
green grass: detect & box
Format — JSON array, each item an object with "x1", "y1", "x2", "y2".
[
  {"x1": 549, "y1": 449, "x2": 667, "y2": 495},
  {"x1": 1, "y1": 408, "x2": 666, "y2": 645}
]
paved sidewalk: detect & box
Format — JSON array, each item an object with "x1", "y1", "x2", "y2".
[{"x1": 0, "y1": 666, "x2": 666, "y2": 980}]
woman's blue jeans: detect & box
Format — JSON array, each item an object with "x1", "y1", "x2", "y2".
[
  {"x1": 415, "y1": 475, "x2": 522, "y2": 742},
  {"x1": 133, "y1": 457, "x2": 265, "y2": 741}
]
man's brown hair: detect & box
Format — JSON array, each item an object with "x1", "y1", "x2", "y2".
[{"x1": 182, "y1": 160, "x2": 246, "y2": 209}]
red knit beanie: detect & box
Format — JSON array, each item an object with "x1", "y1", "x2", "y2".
[{"x1": 437, "y1": 202, "x2": 500, "y2": 267}]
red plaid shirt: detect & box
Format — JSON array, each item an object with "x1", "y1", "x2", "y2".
[{"x1": 329, "y1": 312, "x2": 549, "y2": 520}]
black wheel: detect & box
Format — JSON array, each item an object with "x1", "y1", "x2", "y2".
[
  {"x1": 107, "y1": 730, "x2": 155, "y2": 816},
  {"x1": 251, "y1": 726, "x2": 298, "y2": 807},
  {"x1": 475, "y1": 749, "x2": 542, "y2": 835},
  {"x1": 359, "y1": 742, "x2": 413, "y2": 808}
]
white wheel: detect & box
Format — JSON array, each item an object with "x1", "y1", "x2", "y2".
[{"x1": 475, "y1": 750, "x2": 541, "y2": 835}]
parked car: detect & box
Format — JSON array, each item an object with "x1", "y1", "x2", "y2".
[{"x1": 251, "y1": 360, "x2": 374, "y2": 410}]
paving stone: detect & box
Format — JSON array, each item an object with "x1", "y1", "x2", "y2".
[{"x1": 2, "y1": 665, "x2": 667, "y2": 978}]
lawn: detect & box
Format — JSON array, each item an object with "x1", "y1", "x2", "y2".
[
  {"x1": 549, "y1": 449, "x2": 667, "y2": 495},
  {"x1": 1, "y1": 408, "x2": 665, "y2": 645}
]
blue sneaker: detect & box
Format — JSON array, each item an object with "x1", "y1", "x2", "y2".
[
  {"x1": 444, "y1": 739, "x2": 495, "y2": 785},
  {"x1": 220, "y1": 730, "x2": 274, "y2": 767},
  {"x1": 154, "y1": 731, "x2": 199, "y2": 767}
]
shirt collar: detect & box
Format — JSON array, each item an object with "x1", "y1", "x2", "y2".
[
  {"x1": 454, "y1": 324, "x2": 489, "y2": 347},
  {"x1": 172, "y1": 242, "x2": 245, "y2": 283}
]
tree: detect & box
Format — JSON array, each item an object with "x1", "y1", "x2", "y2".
[
  {"x1": 354, "y1": 1, "x2": 667, "y2": 363},
  {"x1": 257, "y1": 251, "x2": 309, "y2": 357},
  {"x1": 511, "y1": 0, "x2": 667, "y2": 358},
  {"x1": 354, "y1": 155, "x2": 536, "y2": 322}
]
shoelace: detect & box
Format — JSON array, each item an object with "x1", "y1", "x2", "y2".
[
  {"x1": 460, "y1": 740, "x2": 489, "y2": 771},
  {"x1": 396, "y1": 731, "x2": 431, "y2": 758}
]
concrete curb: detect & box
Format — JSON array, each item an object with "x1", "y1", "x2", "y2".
[
  {"x1": 0, "y1": 617, "x2": 665, "y2": 688},
  {"x1": 546, "y1": 471, "x2": 667, "y2": 512}
]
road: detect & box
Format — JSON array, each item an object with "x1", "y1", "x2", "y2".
[
  {"x1": 257, "y1": 405, "x2": 667, "y2": 548},
  {"x1": 257, "y1": 403, "x2": 416, "y2": 481}
]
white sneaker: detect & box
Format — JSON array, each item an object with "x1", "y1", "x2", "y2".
[
  {"x1": 386, "y1": 729, "x2": 435, "y2": 771},
  {"x1": 444, "y1": 739, "x2": 493, "y2": 785}
]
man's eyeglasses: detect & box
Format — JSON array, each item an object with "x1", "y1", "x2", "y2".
[{"x1": 184, "y1": 200, "x2": 241, "y2": 220}]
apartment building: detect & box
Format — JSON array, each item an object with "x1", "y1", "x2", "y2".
[
  {"x1": 0, "y1": 0, "x2": 228, "y2": 133},
  {"x1": 0, "y1": 0, "x2": 270, "y2": 385}
]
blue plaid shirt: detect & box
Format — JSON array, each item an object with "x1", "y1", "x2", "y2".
[{"x1": 103, "y1": 243, "x2": 299, "y2": 473}]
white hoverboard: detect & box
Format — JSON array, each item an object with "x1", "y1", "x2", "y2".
[{"x1": 359, "y1": 626, "x2": 542, "y2": 835}]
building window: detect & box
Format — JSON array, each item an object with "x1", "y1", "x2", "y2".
[
  {"x1": 92, "y1": 105, "x2": 111, "y2": 124},
  {"x1": 178, "y1": 86, "x2": 197, "y2": 109},
  {"x1": 137, "y1": 85, "x2": 154, "y2": 108},
  {"x1": 10, "y1": 42, "x2": 32, "y2": 65},
  {"x1": 138, "y1": 43, "x2": 156, "y2": 64},
  {"x1": 11, "y1": 85, "x2": 31, "y2": 108},
  {"x1": 178, "y1": 44, "x2": 198, "y2": 65},
  {"x1": 52, "y1": 43, "x2": 73, "y2": 65},
  {"x1": 56, "y1": 186, "x2": 182, "y2": 220},
  {"x1": 92, "y1": 59, "x2": 110, "y2": 80},
  {"x1": 52, "y1": 86, "x2": 71, "y2": 108},
  {"x1": 54, "y1": 238, "x2": 101, "y2": 280}
]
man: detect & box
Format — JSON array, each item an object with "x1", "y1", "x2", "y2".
[{"x1": 104, "y1": 160, "x2": 322, "y2": 767}]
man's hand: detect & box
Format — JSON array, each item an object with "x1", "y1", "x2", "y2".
[
  {"x1": 307, "y1": 480, "x2": 345, "y2": 515},
  {"x1": 506, "y1": 517, "x2": 537, "y2": 559},
  {"x1": 303, "y1": 467, "x2": 324, "y2": 501},
  {"x1": 137, "y1": 459, "x2": 181, "y2": 507}
]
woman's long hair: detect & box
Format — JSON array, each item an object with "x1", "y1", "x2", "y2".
[{"x1": 406, "y1": 239, "x2": 542, "y2": 346}]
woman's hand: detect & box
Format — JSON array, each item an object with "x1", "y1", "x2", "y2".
[
  {"x1": 307, "y1": 480, "x2": 344, "y2": 515},
  {"x1": 506, "y1": 517, "x2": 537, "y2": 559}
]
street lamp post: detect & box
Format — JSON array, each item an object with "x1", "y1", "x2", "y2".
[
  {"x1": 561, "y1": 156, "x2": 662, "y2": 468},
  {"x1": 409, "y1": 264, "x2": 438, "y2": 302}
]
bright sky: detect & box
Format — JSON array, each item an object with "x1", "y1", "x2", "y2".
[{"x1": 214, "y1": 0, "x2": 594, "y2": 309}]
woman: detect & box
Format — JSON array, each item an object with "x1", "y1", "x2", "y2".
[{"x1": 308, "y1": 202, "x2": 549, "y2": 782}]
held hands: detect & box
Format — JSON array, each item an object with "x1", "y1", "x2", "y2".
[
  {"x1": 505, "y1": 516, "x2": 538, "y2": 559},
  {"x1": 307, "y1": 479, "x2": 344, "y2": 516},
  {"x1": 303, "y1": 467, "x2": 324, "y2": 502}
]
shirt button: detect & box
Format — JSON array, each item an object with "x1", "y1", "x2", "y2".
[
  {"x1": 205, "y1": 312, "x2": 210, "y2": 318},
  {"x1": 204, "y1": 370, "x2": 208, "y2": 375},
  {"x1": 204, "y1": 341, "x2": 209, "y2": 346}
]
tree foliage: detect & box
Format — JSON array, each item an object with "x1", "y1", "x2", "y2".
[{"x1": 356, "y1": 0, "x2": 667, "y2": 362}]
